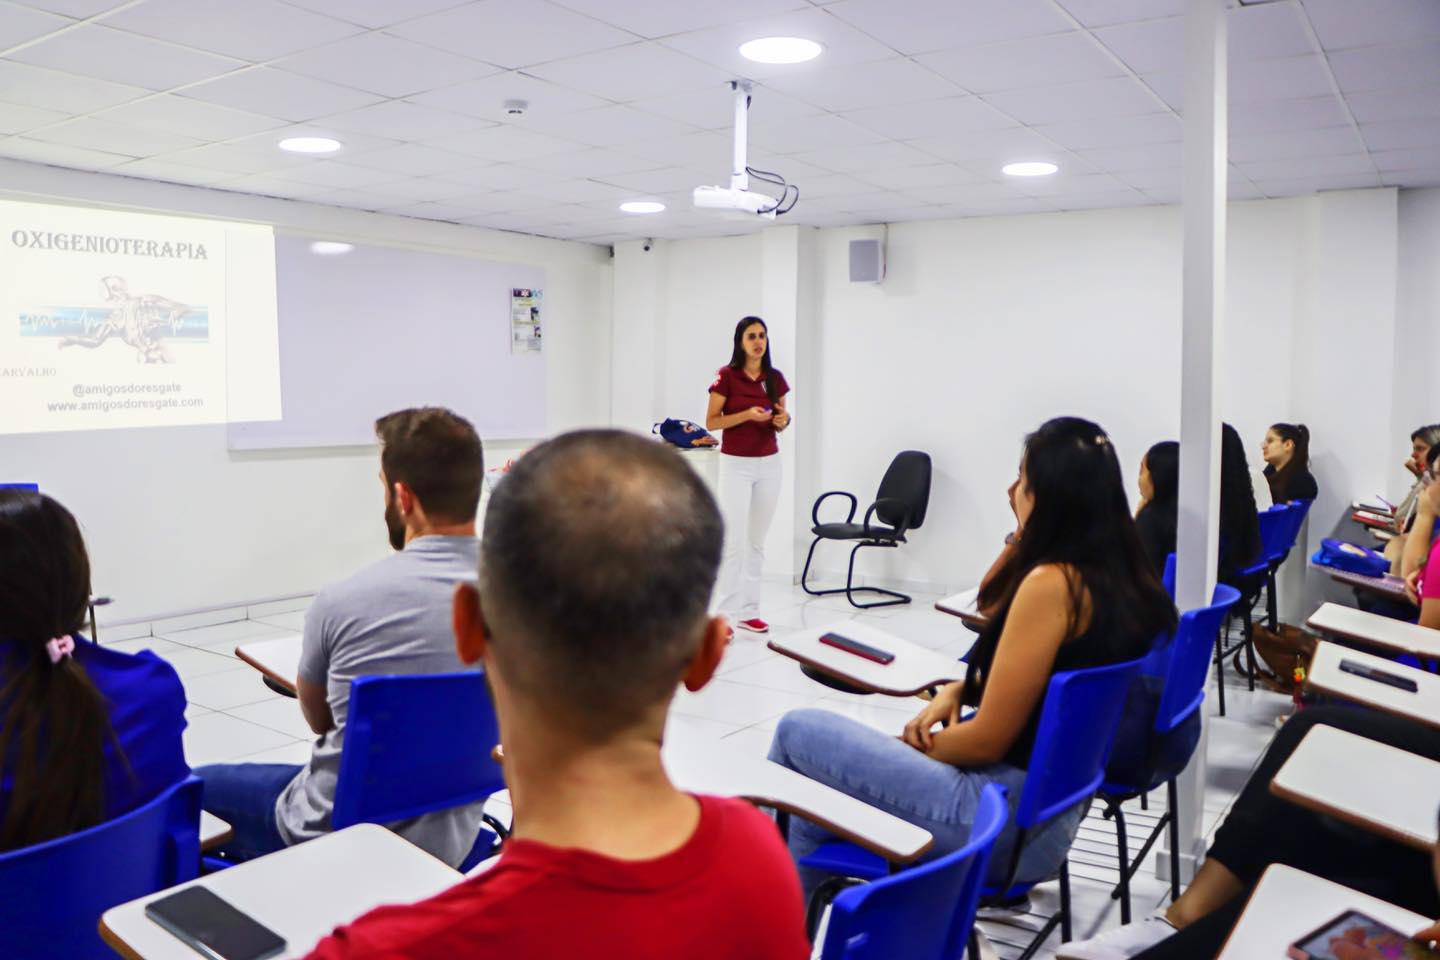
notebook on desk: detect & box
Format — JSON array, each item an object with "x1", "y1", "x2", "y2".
[{"x1": 1318, "y1": 566, "x2": 1410, "y2": 600}]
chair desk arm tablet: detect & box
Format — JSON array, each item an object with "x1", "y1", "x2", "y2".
[
  {"x1": 1305, "y1": 641, "x2": 1440, "y2": 730},
  {"x1": 235, "y1": 636, "x2": 302, "y2": 695},
  {"x1": 1306, "y1": 602, "x2": 1440, "y2": 660},
  {"x1": 768, "y1": 622, "x2": 966, "y2": 697}
]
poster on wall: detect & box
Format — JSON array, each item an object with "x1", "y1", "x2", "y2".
[{"x1": 510, "y1": 287, "x2": 542, "y2": 354}]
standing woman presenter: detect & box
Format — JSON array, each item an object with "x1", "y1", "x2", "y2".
[{"x1": 707, "y1": 316, "x2": 791, "y2": 635}]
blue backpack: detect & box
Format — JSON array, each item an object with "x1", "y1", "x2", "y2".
[
  {"x1": 1310, "y1": 538, "x2": 1389, "y2": 577},
  {"x1": 652, "y1": 418, "x2": 717, "y2": 449}
]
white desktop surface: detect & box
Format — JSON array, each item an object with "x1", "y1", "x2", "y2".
[
  {"x1": 1306, "y1": 641, "x2": 1440, "y2": 730},
  {"x1": 1306, "y1": 602, "x2": 1440, "y2": 659},
  {"x1": 101, "y1": 824, "x2": 462, "y2": 960},
  {"x1": 767, "y1": 621, "x2": 966, "y2": 697},
  {"x1": 1271, "y1": 723, "x2": 1440, "y2": 852},
  {"x1": 1218, "y1": 865, "x2": 1431, "y2": 959},
  {"x1": 199, "y1": 812, "x2": 232, "y2": 851},
  {"x1": 236, "y1": 635, "x2": 302, "y2": 693},
  {"x1": 935, "y1": 587, "x2": 986, "y2": 630}
]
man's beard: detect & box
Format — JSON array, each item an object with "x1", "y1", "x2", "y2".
[{"x1": 384, "y1": 497, "x2": 405, "y2": 551}]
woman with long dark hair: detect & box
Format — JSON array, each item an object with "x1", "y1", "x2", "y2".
[
  {"x1": 768, "y1": 418, "x2": 1175, "y2": 891},
  {"x1": 705, "y1": 316, "x2": 790, "y2": 634},
  {"x1": 0, "y1": 490, "x2": 187, "y2": 852},
  {"x1": 1261, "y1": 422, "x2": 1318, "y2": 504},
  {"x1": 1219, "y1": 423, "x2": 1263, "y2": 586},
  {"x1": 1135, "y1": 441, "x2": 1179, "y2": 578}
]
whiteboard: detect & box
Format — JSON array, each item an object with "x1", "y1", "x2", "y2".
[{"x1": 227, "y1": 234, "x2": 545, "y2": 450}]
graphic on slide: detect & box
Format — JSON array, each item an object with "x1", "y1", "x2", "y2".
[{"x1": 20, "y1": 275, "x2": 207, "y2": 364}]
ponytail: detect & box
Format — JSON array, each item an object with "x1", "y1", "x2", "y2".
[{"x1": 1268, "y1": 422, "x2": 1311, "y2": 503}]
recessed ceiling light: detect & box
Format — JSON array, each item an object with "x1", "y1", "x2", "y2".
[
  {"x1": 739, "y1": 37, "x2": 823, "y2": 64},
  {"x1": 620, "y1": 200, "x2": 665, "y2": 214},
  {"x1": 279, "y1": 136, "x2": 342, "y2": 155},
  {"x1": 309, "y1": 241, "x2": 354, "y2": 255},
  {"x1": 1002, "y1": 161, "x2": 1058, "y2": 177}
]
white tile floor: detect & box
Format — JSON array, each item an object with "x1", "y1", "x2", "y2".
[{"x1": 125, "y1": 578, "x2": 1289, "y2": 960}]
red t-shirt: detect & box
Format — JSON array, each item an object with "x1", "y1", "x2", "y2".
[
  {"x1": 709, "y1": 365, "x2": 790, "y2": 457},
  {"x1": 302, "y1": 795, "x2": 809, "y2": 960}
]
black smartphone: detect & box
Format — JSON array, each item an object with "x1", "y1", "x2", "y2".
[
  {"x1": 819, "y1": 632, "x2": 895, "y2": 665},
  {"x1": 144, "y1": 887, "x2": 286, "y2": 960},
  {"x1": 1287, "y1": 909, "x2": 1438, "y2": 959},
  {"x1": 1339, "y1": 658, "x2": 1419, "y2": 693}
]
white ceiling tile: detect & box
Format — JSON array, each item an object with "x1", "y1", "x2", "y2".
[
  {"x1": 919, "y1": 31, "x2": 1123, "y2": 94},
  {"x1": 1074, "y1": 140, "x2": 1183, "y2": 172},
  {"x1": 0, "y1": 99, "x2": 67, "y2": 135},
  {"x1": 0, "y1": 135, "x2": 132, "y2": 169},
  {"x1": 910, "y1": 126, "x2": 1072, "y2": 167},
  {"x1": 510, "y1": 178, "x2": 631, "y2": 204},
  {"x1": 1371, "y1": 145, "x2": 1440, "y2": 172},
  {"x1": 1013, "y1": 171, "x2": 1135, "y2": 197},
  {"x1": 214, "y1": 172, "x2": 329, "y2": 200},
  {"x1": 389, "y1": 0, "x2": 637, "y2": 70},
  {"x1": 180, "y1": 68, "x2": 384, "y2": 122},
  {"x1": 158, "y1": 139, "x2": 316, "y2": 175},
  {"x1": 105, "y1": 0, "x2": 362, "y2": 60},
  {"x1": 280, "y1": 0, "x2": 476, "y2": 29},
  {"x1": 8, "y1": 0, "x2": 130, "y2": 15},
  {"x1": 1303, "y1": 0, "x2": 1440, "y2": 52},
  {"x1": 1095, "y1": 4, "x2": 1312, "y2": 75},
  {"x1": 1054, "y1": 190, "x2": 1155, "y2": 211},
  {"x1": 109, "y1": 158, "x2": 237, "y2": 186},
  {"x1": 1032, "y1": 112, "x2": 1180, "y2": 151},
  {"x1": 1344, "y1": 83, "x2": 1440, "y2": 124},
  {"x1": 374, "y1": 200, "x2": 502, "y2": 223},
  {"x1": 790, "y1": 139, "x2": 938, "y2": 173},
  {"x1": 525, "y1": 146, "x2": 667, "y2": 176},
  {"x1": 594, "y1": 164, "x2": 713, "y2": 192},
  {"x1": 274, "y1": 33, "x2": 500, "y2": 99},
  {"x1": 826, "y1": 0, "x2": 1072, "y2": 55},
  {"x1": 840, "y1": 96, "x2": 1017, "y2": 141},
  {"x1": 271, "y1": 160, "x2": 403, "y2": 189},
  {"x1": 0, "y1": 3, "x2": 67, "y2": 47},
  {"x1": 1361, "y1": 119, "x2": 1440, "y2": 151},
  {"x1": 633, "y1": 86, "x2": 821, "y2": 131},
  {"x1": 10, "y1": 26, "x2": 241, "y2": 90},
  {"x1": 1381, "y1": 168, "x2": 1440, "y2": 188},
  {"x1": 525, "y1": 41, "x2": 732, "y2": 103},
  {"x1": 431, "y1": 162, "x2": 568, "y2": 190},
  {"x1": 1257, "y1": 171, "x2": 1385, "y2": 196},
  {"x1": 342, "y1": 142, "x2": 482, "y2": 176},
  {"x1": 1052, "y1": 0, "x2": 1184, "y2": 29},
  {"x1": 549, "y1": 0, "x2": 807, "y2": 38},
  {"x1": 27, "y1": 117, "x2": 202, "y2": 156},
  {"x1": 981, "y1": 76, "x2": 1163, "y2": 125},
  {"x1": 1330, "y1": 41, "x2": 1440, "y2": 93},
  {"x1": 882, "y1": 163, "x2": 983, "y2": 190},
  {"x1": 0, "y1": 60, "x2": 148, "y2": 113},
  {"x1": 760, "y1": 57, "x2": 962, "y2": 113},
  {"x1": 342, "y1": 177, "x2": 476, "y2": 203},
  {"x1": 96, "y1": 95, "x2": 286, "y2": 141},
  {"x1": 885, "y1": 180, "x2": 1022, "y2": 206},
  {"x1": 657, "y1": 8, "x2": 896, "y2": 77},
  {"x1": 409, "y1": 70, "x2": 611, "y2": 124},
  {"x1": 1145, "y1": 55, "x2": 1336, "y2": 109},
  {"x1": 619, "y1": 129, "x2": 731, "y2": 165},
  {"x1": 314, "y1": 100, "x2": 486, "y2": 141},
  {"x1": 743, "y1": 113, "x2": 883, "y2": 154},
  {"x1": 424, "y1": 125, "x2": 585, "y2": 160},
  {"x1": 789, "y1": 172, "x2": 885, "y2": 198},
  {"x1": 808, "y1": 189, "x2": 918, "y2": 214},
  {"x1": 1229, "y1": 125, "x2": 1366, "y2": 162},
  {"x1": 1228, "y1": 96, "x2": 1350, "y2": 137},
  {"x1": 519, "y1": 104, "x2": 699, "y2": 147},
  {"x1": 1237, "y1": 153, "x2": 1377, "y2": 180},
  {"x1": 948, "y1": 197, "x2": 1050, "y2": 218},
  {"x1": 1228, "y1": 181, "x2": 1265, "y2": 201}
]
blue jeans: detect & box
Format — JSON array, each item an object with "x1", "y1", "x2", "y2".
[
  {"x1": 196, "y1": 763, "x2": 303, "y2": 862},
  {"x1": 767, "y1": 709, "x2": 1086, "y2": 897}
]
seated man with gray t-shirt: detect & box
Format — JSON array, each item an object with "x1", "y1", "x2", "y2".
[{"x1": 196, "y1": 407, "x2": 487, "y2": 867}]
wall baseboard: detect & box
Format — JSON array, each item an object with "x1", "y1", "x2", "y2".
[{"x1": 97, "y1": 592, "x2": 314, "y2": 641}]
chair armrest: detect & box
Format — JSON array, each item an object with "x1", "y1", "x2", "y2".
[
  {"x1": 812, "y1": 491, "x2": 858, "y2": 527},
  {"x1": 863, "y1": 498, "x2": 910, "y2": 537}
]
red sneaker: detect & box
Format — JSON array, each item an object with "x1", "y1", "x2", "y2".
[{"x1": 736, "y1": 618, "x2": 770, "y2": 634}]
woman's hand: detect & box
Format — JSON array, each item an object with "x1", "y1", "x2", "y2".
[
  {"x1": 773, "y1": 409, "x2": 791, "y2": 431},
  {"x1": 746, "y1": 406, "x2": 773, "y2": 423},
  {"x1": 901, "y1": 683, "x2": 962, "y2": 752},
  {"x1": 1405, "y1": 567, "x2": 1423, "y2": 607},
  {"x1": 1408, "y1": 457, "x2": 1425, "y2": 478}
]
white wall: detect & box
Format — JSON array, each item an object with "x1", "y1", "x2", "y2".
[
  {"x1": 0, "y1": 159, "x2": 613, "y2": 624},
  {"x1": 1395, "y1": 187, "x2": 1440, "y2": 471}
]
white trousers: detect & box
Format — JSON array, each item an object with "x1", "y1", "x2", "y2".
[{"x1": 715, "y1": 452, "x2": 782, "y2": 619}]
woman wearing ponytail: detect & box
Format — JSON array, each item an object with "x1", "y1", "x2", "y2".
[
  {"x1": 0, "y1": 490, "x2": 187, "y2": 852},
  {"x1": 1261, "y1": 422, "x2": 1319, "y2": 504}
]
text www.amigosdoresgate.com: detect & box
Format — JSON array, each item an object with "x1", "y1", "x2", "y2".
[{"x1": 47, "y1": 382, "x2": 205, "y2": 414}]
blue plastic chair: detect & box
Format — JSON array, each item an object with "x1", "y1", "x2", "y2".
[
  {"x1": 816, "y1": 785, "x2": 1008, "y2": 960},
  {"x1": 1215, "y1": 503, "x2": 1293, "y2": 713},
  {"x1": 800, "y1": 656, "x2": 1146, "y2": 960},
  {"x1": 0, "y1": 482, "x2": 39, "y2": 491},
  {"x1": 333, "y1": 671, "x2": 507, "y2": 870},
  {"x1": 0, "y1": 775, "x2": 201, "y2": 959},
  {"x1": 1161, "y1": 553, "x2": 1176, "y2": 599},
  {"x1": 1097, "y1": 584, "x2": 1241, "y2": 923}
]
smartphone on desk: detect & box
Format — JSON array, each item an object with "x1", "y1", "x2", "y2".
[
  {"x1": 819, "y1": 632, "x2": 895, "y2": 665},
  {"x1": 1288, "y1": 910, "x2": 1438, "y2": 959},
  {"x1": 145, "y1": 887, "x2": 286, "y2": 960},
  {"x1": 1339, "y1": 658, "x2": 1419, "y2": 693}
]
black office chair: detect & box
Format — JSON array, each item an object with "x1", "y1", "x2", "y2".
[{"x1": 800, "y1": 451, "x2": 932, "y2": 609}]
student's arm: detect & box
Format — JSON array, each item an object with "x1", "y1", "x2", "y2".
[
  {"x1": 919, "y1": 565, "x2": 1075, "y2": 767},
  {"x1": 295, "y1": 599, "x2": 336, "y2": 736},
  {"x1": 772, "y1": 393, "x2": 791, "y2": 432},
  {"x1": 297, "y1": 676, "x2": 334, "y2": 736},
  {"x1": 704, "y1": 390, "x2": 769, "y2": 432},
  {"x1": 1401, "y1": 483, "x2": 1439, "y2": 580}
]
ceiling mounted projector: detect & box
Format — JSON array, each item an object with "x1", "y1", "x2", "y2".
[{"x1": 692, "y1": 80, "x2": 798, "y2": 221}]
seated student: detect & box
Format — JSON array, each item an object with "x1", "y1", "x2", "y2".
[
  {"x1": 0, "y1": 490, "x2": 187, "y2": 852},
  {"x1": 768, "y1": 418, "x2": 1176, "y2": 895},
  {"x1": 1387, "y1": 424, "x2": 1440, "y2": 574},
  {"x1": 304, "y1": 430, "x2": 809, "y2": 960},
  {"x1": 1135, "y1": 441, "x2": 1179, "y2": 579},
  {"x1": 1219, "y1": 423, "x2": 1263, "y2": 587},
  {"x1": 1057, "y1": 705, "x2": 1440, "y2": 959},
  {"x1": 1403, "y1": 445, "x2": 1440, "y2": 630},
  {"x1": 197, "y1": 407, "x2": 487, "y2": 866},
  {"x1": 1261, "y1": 422, "x2": 1319, "y2": 504}
]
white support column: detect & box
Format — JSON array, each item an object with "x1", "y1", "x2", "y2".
[{"x1": 1165, "y1": 0, "x2": 1227, "y2": 886}]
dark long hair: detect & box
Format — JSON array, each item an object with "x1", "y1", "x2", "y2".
[
  {"x1": 1267, "y1": 422, "x2": 1311, "y2": 503},
  {"x1": 1220, "y1": 423, "x2": 1262, "y2": 580},
  {"x1": 0, "y1": 491, "x2": 117, "y2": 851},
  {"x1": 1141, "y1": 441, "x2": 1179, "y2": 511},
  {"x1": 728, "y1": 315, "x2": 781, "y2": 405},
  {"x1": 970, "y1": 418, "x2": 1176, "y2": 696}
]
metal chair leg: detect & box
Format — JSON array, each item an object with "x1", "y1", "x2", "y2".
[
  {"x1": 1112, "y1": 802, "x2": 1131, "y2": 924},
  {"x1": 1213, "y1": 629, "x2": 1227, "y2": 717},
  {"x1": 1059, "y1": 860, "x2": 1073, "y2": 943},
  {"x1": 1167, "y1": 780, "x2": 1182, "y2": 900},
  {"x1": 800, "y1": 536, "x2": 825, "y2": 596}
]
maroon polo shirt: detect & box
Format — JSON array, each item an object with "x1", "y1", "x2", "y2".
[{"x1": 709, "y1": 365, "x2": 789, "y2": 457}]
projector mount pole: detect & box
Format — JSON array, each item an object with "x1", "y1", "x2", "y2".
[{"x1": 730, "y1": 80, "x2": 752, "y2": 194}]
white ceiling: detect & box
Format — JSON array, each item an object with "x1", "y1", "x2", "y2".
[{"x1": 0, "y1": 0, "x2": 1436, "y2": 244}]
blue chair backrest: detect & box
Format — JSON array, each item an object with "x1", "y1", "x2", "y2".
[
  {"x1": 1280, "y1": 498, "x2": 1313, "y2": 553},
  {"x1": 0, "y1": 483, "x2": 39, "y2": 491},
  {"x1": 1257, "y1": 503, "x2": 1294, "y2": 564},
  {"x1": 1154, "y1": 585, "x2": 1241, "y2": 736},
  {"x1": 0, "y1": 775, "x2": 201, "y2": 959},
  {"x1": 332, "y1": 671, "x2": 504, "y2": 829},
  {"x1": 1016, "y1": 657, "x2": 1146, "y2": 830},
  {"x1": 1162, "y1": 553, "x2": 1176, "y2": 599},
  {"x1": 820, "y1": 785, "x2": 1009, "y2": 960}
]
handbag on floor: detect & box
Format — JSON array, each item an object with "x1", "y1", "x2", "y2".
[{"x1": 1250, "y1": 622, "x2": 1318, "y2": 695}]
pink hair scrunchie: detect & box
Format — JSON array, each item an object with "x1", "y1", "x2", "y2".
[{"x1": 46, "y1": 635, "x2": 75, "y2": 664}]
